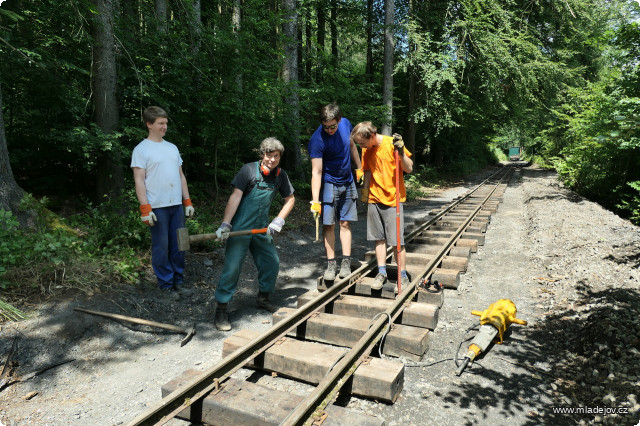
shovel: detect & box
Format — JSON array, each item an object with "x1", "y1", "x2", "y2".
[
  {"x1": 74, "y1": 307, "x2": 196, "y2": 347},
  {"x1": 177, "y1": 227, "x2": 268, "y2": 251}
]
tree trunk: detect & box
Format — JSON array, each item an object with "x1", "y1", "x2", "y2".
[
  {"x1": 366, "y1": 0, "x2": 373, "y2": 84},
  {"x1": 282, "y1": 0, "x2": 302, "y2": 174},
  {"x1": 330, "y1": 0, "x2": 337, "y2": 68},
  {"x1": 91, "y1": 0, "x2": 124, "y2": 201},
  {"x1": 316, "y1": 1, "x2": 325, "y2": 82},
  {"x1": 189, "y1": 0, "x2": 210, "y2": 189},
  {"x1": 305, "y1": 11, "x2": 312, "y2": 83},
  {"x1": 0, "y1": 83, "x2": 33, "y2": 228},
  {"x1": 381, "y1": 0, "x2": 394, "y2": 135},
  {"x1": 297, "y1": 10, "x2": 303, "y2": 84},
  {"x1": 406, "y1": 0, "x2": 417, "y2": 159},
  {"x1": 155, "y1": 0, "x2": 168, "y2": 35}
]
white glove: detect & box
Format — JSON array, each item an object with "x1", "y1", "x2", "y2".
[
  {"x1": 268, "y1": 217, "x2": 285, "y2": 235},
  {"x1": 216, "y1": 222, "x2": 232, "y2": 241},
  {"x1": 183, "y1": 199, "x2": 195, "y2": 218},
  {"x1": 140, "y1": 204, "x2": 157, "y2": 227}
]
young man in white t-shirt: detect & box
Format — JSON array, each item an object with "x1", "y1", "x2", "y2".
[{"x1": 131, "y1": 106, "x2": 195, "y2": 301}]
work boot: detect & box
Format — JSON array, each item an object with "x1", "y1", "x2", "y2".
[
  {"x1": 371, "y1": 273, "x2": 387, "y2": 291},
  {"x1": 159, "y1": 287, "x2": 180, "y2": 301},
  {"x1": 337, "y1": 258, "x2": 351, "y2": 279},
  {"x1": 401, "y1": 275, "x2": 410, "y2": 288},
  {"x1": 256, "y1": 292, "x2": 279, "y2": 313},
  {"x1": 323, "y1": 260, "x2": 337, "y2": 281},
  {"x1": 173, "y1": 285, "x2": 193, "y2": 298},
  {"x1": 214, "y1": 302, "x2": 231, "y2": 331}
]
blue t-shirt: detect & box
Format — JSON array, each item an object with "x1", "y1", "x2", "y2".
[{"x1": 308, "y1": 118, "x2": 354, "y2": 185}]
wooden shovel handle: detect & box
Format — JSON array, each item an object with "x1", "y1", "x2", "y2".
[{"x1": 189, "y1": 228, "x2": 268, "y2": 243}]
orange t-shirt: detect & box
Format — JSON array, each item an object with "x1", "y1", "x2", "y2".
[{"x1": 362, "y1": 135, "x2": 412, "y2": 206}]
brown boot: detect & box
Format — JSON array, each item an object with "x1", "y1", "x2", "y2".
[
  {"x1": 256, "y1": 292, "x2": 278, "y2": 313},
  {"x1": 214, "y1": 302, "x2": 231, "y2": 331}
]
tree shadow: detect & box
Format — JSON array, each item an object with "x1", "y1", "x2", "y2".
[{"x1": 437, "y1": 285, "x2": 640, "y2": 425}]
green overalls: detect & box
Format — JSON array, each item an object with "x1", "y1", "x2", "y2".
[{"x1": 215, "y1": 162, "x2": 281, "y2": 304}]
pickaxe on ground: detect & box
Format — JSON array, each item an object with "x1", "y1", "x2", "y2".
[
  {"x1": 74, "y1": 307, "x2": 196, "y2": 347},
  {"x1": 176, "y1": 227, "x2": 268, "y2": 251}
]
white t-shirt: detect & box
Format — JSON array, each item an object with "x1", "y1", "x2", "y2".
[{"x1": 130, "y1": 139, "x2": 183, "y2": 208}]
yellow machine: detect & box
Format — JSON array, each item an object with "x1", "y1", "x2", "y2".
[{"x1": 456, "y1": 299, "x2": 527, "y2": 376}]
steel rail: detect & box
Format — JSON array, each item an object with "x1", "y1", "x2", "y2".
[
  {"x1": 281, "y1": 167, "x2": 513, "y2": 425},
  {"x1": 126, "y1": 166, "x2": 512, "y2": 426}
]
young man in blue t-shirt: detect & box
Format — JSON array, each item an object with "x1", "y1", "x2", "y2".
[{"x1": 308, "y1": 103, "x2": 362, "y2": 281}]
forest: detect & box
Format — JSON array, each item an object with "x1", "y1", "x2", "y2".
[{"x1": 0, "y1": 0, "x2": 639, "y2": 318}]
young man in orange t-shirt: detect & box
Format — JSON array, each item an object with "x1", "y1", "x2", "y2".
[{"x1": 351, "y1": 122, "x2": 413, "y2": 290}]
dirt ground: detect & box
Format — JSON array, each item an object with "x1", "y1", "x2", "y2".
[{"x1": 1, "y1": 165, "x2": 640, "y2": 426}]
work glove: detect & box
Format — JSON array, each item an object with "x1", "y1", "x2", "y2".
[
  {"x1": 140, "y1": 204, "x2": 157, "y2": 227},
  {"x1": 392, "y1": 133, "x2": 404, "y2": 155},
  {"x1": 268, "y1": 217, "x2": 285, "y2": 235},
  {"x1": 216, "y1": 222, "x2": 232, "y2": 241},
  {"x1": 183, "y1": 198, "x2": 195, "y2": 218},
  {"x1": 355, "y1": 169, "x2": 364, "y2": 185},
  {"x1": 310, "y1": 201, "x2": 321, "y2": 220},
  {"x1": 360, "y1": 188, "x2": 369, "y2": 203}
]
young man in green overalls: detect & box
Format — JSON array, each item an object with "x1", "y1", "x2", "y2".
[{"x1": 213, "y1": 137, "x2": 295, "y2": 331}]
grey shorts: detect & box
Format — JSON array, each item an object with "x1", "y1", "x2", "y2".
[
  {"x1": 367, "y1": 203, "x2": 405, "y2": 246},
  {"x1": 321, "y1": 181, "x2": 358, "y2": 225}
]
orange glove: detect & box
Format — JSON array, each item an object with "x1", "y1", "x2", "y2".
[
  {"x1": 355, "y1": 169, "x2": 364, "y2": 185},
  {"x1": 183, "y1": 198, "x2": 195, "y2": 217},
  {"x1": 140, "y1": 204, "x2": 157, "y2": 227}
]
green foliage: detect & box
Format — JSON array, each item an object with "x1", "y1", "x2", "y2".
[
  {"x1": 0, "y1": 201, "x2": 78, "y2": 290},
  {"x1": 0, "y1": 192, "x2": 151, "y2": 295},
  {"x1": 2, "y1": 0, "x2": 640, "y2": 299},
  {"x1": 617, "y1": 181, "x2": 640, "y2": 224}
]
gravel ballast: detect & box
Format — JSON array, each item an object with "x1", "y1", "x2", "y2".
[{"x1": 1, "y1": 165, "x2": 639, "y2": 425}]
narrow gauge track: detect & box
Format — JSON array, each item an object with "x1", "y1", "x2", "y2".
[{"x1": 127, "y1": 165, "x2": 516, "y2": 426}]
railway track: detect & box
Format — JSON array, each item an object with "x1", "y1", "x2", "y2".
[{"x1": 127, "y1": 165, "x2": 516, "y2": 426}]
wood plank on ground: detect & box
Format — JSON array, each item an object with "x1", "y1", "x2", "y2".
[
  {"x1": 363, "y1": 251, "x2": 468, "y2": 272},
  {"x1": 413, "y1": 236, "x2": 478, "y2": 252},
  {"x1": 421, "y1": 230, "x2": 485, "y2": 245},
  {"x1": 222, "y1": 329, "x2": 404, "y2": 402},
  {"x1": 161, "y1": 371, "x2": 385, "y2": 425},
  {"x1": 272, "y1": 307, "x2": 429, "y2": 361},
  {"x1": 297, "y1": 292, "x2": 438, "y2": 330},
  {"x1": 406, "y1": 243, "x2": 471, "y2": 259}
]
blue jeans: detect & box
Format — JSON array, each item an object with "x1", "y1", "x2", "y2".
[{"x1": 149, "y1": 205, "x2": 185, "y2": 289}]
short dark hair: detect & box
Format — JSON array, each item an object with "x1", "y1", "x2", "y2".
[
  {"x1": 142, "y1": 106, "x2": 168, "y2": 125},
  {"x1": 319, "y1": 103, "x2": 341, "y2": 123}
]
